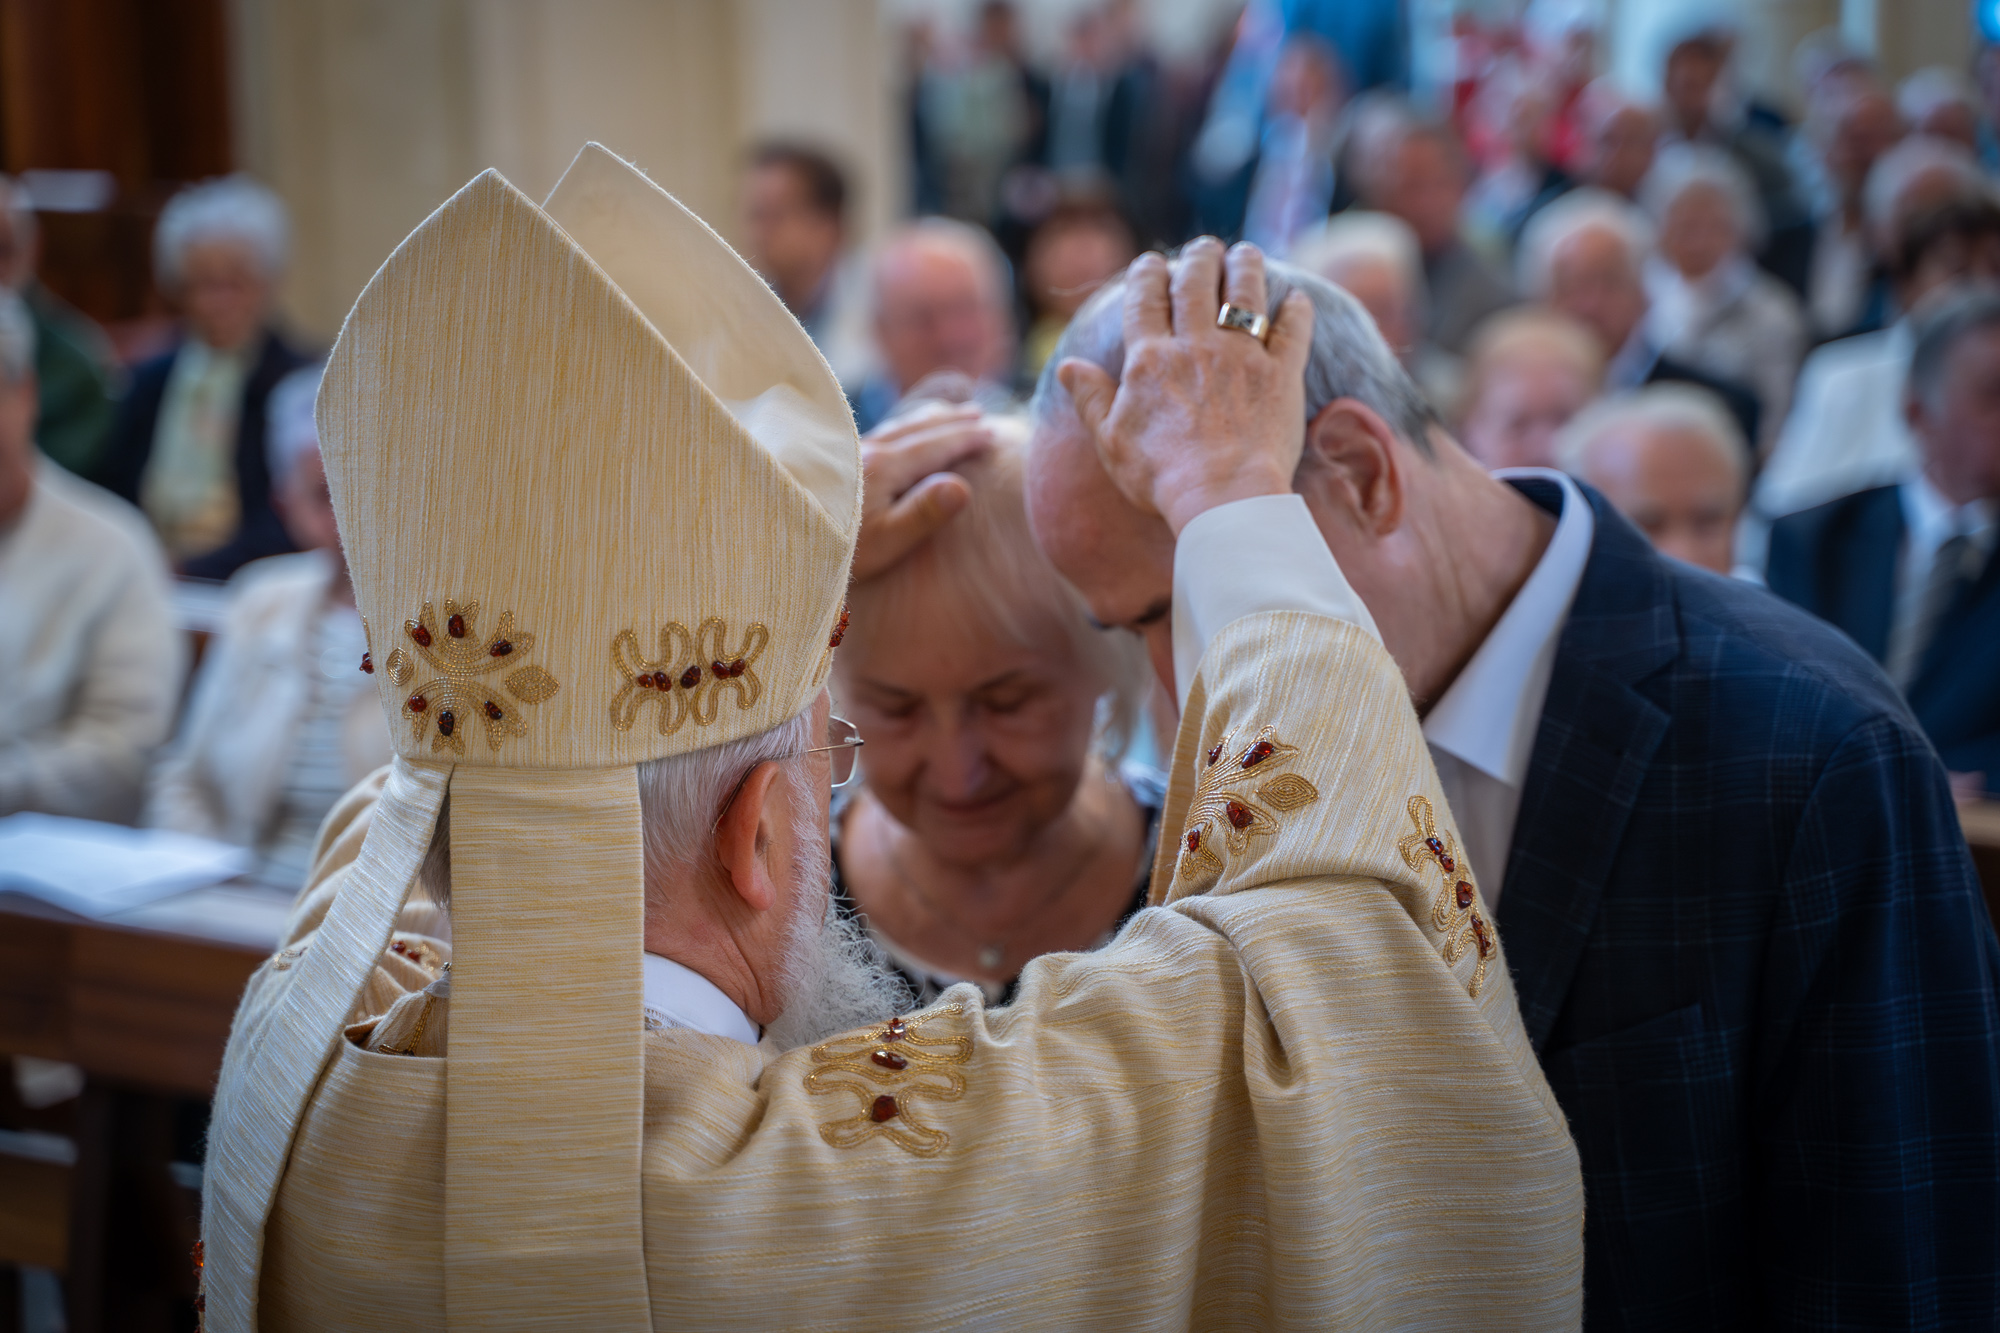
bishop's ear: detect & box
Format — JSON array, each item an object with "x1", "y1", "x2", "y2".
[
  {"x1": 1298, "y1": 397, "x2": 1405, "y2": 537},
  {"x1": 713, "y1": 760, "x2": 784, "y2": 914}
]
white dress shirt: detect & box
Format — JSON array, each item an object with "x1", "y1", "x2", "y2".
[
  {"x1": 1173, "y1": 473, "x2": 1594, "y2": 903},
  {"x1": 1886, "y1": 471, "x2": 1999, "y2": 685},
  {"x1": 642, "y1": 951, "x2": 760, "y2": 1046},
  {"x1": 1756, "y1": 324, "x2": 1916, "y2": 519}
]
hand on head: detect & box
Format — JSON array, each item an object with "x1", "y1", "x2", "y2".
[
  {"x1": 1054, "y1": 238, "x2": 1315, "y2": 534},
  {"x1": 853, "y1": 403, "x2": 992, "y2": 581}
]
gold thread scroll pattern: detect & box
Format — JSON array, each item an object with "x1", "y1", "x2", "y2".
[
  {"x1": 1396, "y1": 795, "x2": 1494, "y2": 997},
  {"x1": 383, "y1": 600, "x2": 558, "y2": 756},
  {"x1": 1173, "y1": 726, "x2": 1321, "y2": 884},
  {"x1": 806, "y1": 1005, "x2": 970, "y2": 1157},
  {"x1": 608, "y1": 618, "x2": 769, "y2": 734}
]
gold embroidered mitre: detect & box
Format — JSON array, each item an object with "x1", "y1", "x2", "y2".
[{"x1": 200, "y1": 143, "x2": 858, "y2": 1333}]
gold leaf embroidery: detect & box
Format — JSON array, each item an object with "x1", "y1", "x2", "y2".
[
  {"x1": 1399, "y1": 795, "x2": 1494, "y2": 996},
  {"x1": 1173, "y1": 727, "x2": 1320, "y2": 883},
  {"x1": 805, "y1": 1005, "x2": 969, "y2": 1157},
  {"x1": 608, "y1": 618, "x2": 770, "y2": 735},
  {"x1": 390, "y1": 599, "x2": 557, "y2": 755}
]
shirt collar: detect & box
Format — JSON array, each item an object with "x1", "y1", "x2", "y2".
[
  {"x1": 1902, "y1": 469, "x2": 1999, "y2": 559},
  {"x1": 641, "y1": 952, "x2": 759, "y2": 1045},
  {"x1": 1420, "y1": 469, "x2": 1595, "y2": 788}
]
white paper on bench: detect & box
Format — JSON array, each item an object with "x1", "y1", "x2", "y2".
[{"x1": 0, "y1": 814, "x2": 253, "y2": 918}]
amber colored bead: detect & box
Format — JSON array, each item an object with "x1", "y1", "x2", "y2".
[
  {"x1": 1185, "y1": 829, "x2": 1202, "y2": 854},
  {"x1": 650, "y1": 671, "x2": 669, "y2": 689},
  {"x1": 1241, "y1": 740, "x2": 1276, "y2": 768},
  {"x1": 484, "y1": 701, "x2": 504, "y2": 720},
  {"x1": 635, "y1": 674, "x2": 653, "y2": 688},
  {"x1": 193, "y1": 1240, "x2": 203, "y2": 1270},
  {"x1": 438, "y1": 710, "x2": 456, "y2": 737},
  {"x1": 829, "y1": 605, "x2": 851, "y2": 649},
  {"x1": 409, "y1": 624, "x2": 432, "y2": 647},
  {"x1": 447, "y1": 613, "x2": 467, "y2": 638},
  {"x1": 711, "y1": 660, "x2": 730, "y2": 677},
  {"x1": 408, "y1": 694, "x2": 428, "y2": 712},
  {"x1": 1471, "y1": 917, "x2": 1494, "y2": 957},
  {"x1": 1425, "y1": 836, "x2": 1444, "y2": 855},
  {"x1": 1207, "y1": 741, "x2": 1224, "y2": 766},
  {"x1": 870, "y1": 1094, "x2": 900, "y2": 1123},
  {"x1": 680, "y1": 665, "x2": 701, "y2": 689},
  {"x1": 870, "y1": 1049, "x2": 908, "y2": 1070},
  {"x1": 360, "y1": 652, "x2": 374, "y2": 674},
  {"x1": 1455, "y1": 880, "x2": 1475, "y2": 910},
  {"x1": 490, "y1": 639, "x2": 513, "y2": 657},
  {"x1": 1226, "y1": 800, "x2": 1253, "y2": 829},
  {"x1": 884, "y1": 1018, "x2": 906, "y2": 1041},
  {"x1": 729, "y1": 658, "x2": 746, "y2": 678},
  {"x1": 1438, "y1": 853, "x2": 1456, "y2": 875}
]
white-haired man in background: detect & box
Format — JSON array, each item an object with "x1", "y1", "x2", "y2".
[
  {"x1": 1454, "y1": 305, "x2": 1605, "y2": 470},
  {"x1": 1557, "y1": 383, "x2": 1748, "y2": 575},
  {"x1": 1290, "y1": 209, "x2": 1462, "y2": 409},
  {"x1": 849, "y1": 216, "x2": 1017, "y2": 433},
  {"x1": 95, "y1": 175, "x2": 311, "y2": 579},
  {"x1": 0, "y1": 174, "x2": 119, "y2": 477},
  {"x1": 0, "y1": 288, "x2": 182, "y2": 822}
]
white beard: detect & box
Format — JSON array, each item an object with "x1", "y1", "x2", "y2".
[{"x1": 762, "y1": 801, "x2": 912, "y2": 1050}]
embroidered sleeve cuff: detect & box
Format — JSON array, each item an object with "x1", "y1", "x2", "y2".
[{"x1": 1171, "y1": 494, "x2": 1379, "y2": 705}]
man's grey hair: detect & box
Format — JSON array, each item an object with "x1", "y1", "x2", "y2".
[
  {"x1": 1288, "y1": 210, "x2": 1428, "y2": 314},
  {"x1": 1030, "y1": 257, "x2": 1439, "y2": 455},
  {"x1": 1863, "y1": 136, "x2": 1988, "y2": 238},
  {"x1": 0, "y1": 288, "x2": 35, "y2": 385},
  {"x1": 1907, "y1": 284, "x2": 2000, "y2": 410},
  {"x1": 1639, "y1": 142, "x2": 1767, "y2": 252},
  {"x1": 416, "y1": 708, "x2": 822, "y2": 910},
  {"x1": 1517, "y1": 187, "x2": 1655, "y2": 297},
  {"x1": 154, "y1": 174, "x2": 290, "y2": 288},
  {"x1": 1555, "y1": 383, "x2": 1748, "y2": 492}
]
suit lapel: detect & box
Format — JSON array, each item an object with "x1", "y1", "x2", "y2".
[
  {"x1": 1831, "y1": 487, "x2": 1903, "y2": 662},
  {"x1": 1495, "y1": 489, "x2": 1675, "y2": 1053}
]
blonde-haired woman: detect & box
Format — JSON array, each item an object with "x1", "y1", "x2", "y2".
[{"x1": 835, "y1": 394, "x2": 1160, "y2": 1005}]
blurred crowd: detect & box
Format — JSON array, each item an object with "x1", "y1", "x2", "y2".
[{"x1": 2, "y1": 0, "x2": 1999, "y2": 1002}]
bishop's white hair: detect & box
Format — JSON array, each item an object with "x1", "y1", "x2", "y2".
[{"x1": 154, "y1": 174, "x2": 290, "y2": 288}]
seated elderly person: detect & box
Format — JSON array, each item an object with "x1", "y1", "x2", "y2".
[
  {"x1": 0, "y1": 290, "x2": 182, "y2": 821},
  {"x1": 0, "y1": 174, "x2": 118, "y2": 477},
  {"x1": 1639, "y1": 144, "x2": 1808, "y2": 453},
  {"x1": 848, "y1": 218, "x2": 1018, "y2": 434},
  {"x1": 1519, "y1": 187, "x2": 1763, "y2": 449},
  {"x1": 1769, "y1": 286, "x2": 2000, "y2": 797},
  {"x1": 1454, "y1": 306, "x2": 1604, "y2": 470},
  {"x1": 1291, "y1": 210, "x2": 1461, "y2": 411},
  {"x1": 1557, "y1": 384, "x2": 1749, "y2": 575},
  {"x1": 1758, "y1": 182, "x2": 2000, "y2": 525},
  {"x1": 144, "y1": 366, "x2": 393, "y2": 884},
  {"x1": 1572, "y1": 79, "x2": 1659, "y2": 202},
  {"x1": 833, "y1": 396, "x2": 1157, "y2": 1003},
  {"x1": 96, "y1": 176, "x2": 311, "y2": 579}
]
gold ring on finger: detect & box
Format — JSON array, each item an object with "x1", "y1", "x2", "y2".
[{"x1": 1216, "y1": 303, "x2": 1271, "y2": 344}]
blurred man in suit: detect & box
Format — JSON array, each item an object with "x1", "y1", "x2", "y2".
[
  {"x1": 1769, "y1": 287, "x2": 2000, "y2": 797},
  {"x1": 1035, "y1": 240, "x2": 2000, "y2": 1328},
  {"x1": 0, "y1": 175, "x2": 118, "y2": 477}
]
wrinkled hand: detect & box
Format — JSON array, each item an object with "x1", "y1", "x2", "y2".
[
  {"x1": 1057, "y1": 238, "x2": 1314, "y2": 535},
  {"x1": 852, "y1": 404, "x2": 992, "y2": 582}
]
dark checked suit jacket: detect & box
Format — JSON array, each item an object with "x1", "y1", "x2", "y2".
[
  {"x1": 1496, "y1": 480, "x2": 2000, "y2": 1331},
  {"x1": 1765, "y1": 483, "x2": 2000, "y2": 795}
]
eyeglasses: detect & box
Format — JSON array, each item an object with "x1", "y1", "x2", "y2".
[{"x1": 797, "y1": 715, "x2": 866, "y2": 788}]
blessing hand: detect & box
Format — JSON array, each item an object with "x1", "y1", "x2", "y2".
[
  {"x1": 1056, "y1": 238, "x2": 1314, "y2": 536},
  {"x1": 853, "y1": 403, "x2": 992, "y2": 582}
]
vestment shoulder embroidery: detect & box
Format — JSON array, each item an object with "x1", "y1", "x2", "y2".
[
  {"x1": 1173, "y1": 726, "x2": 1321, "y2": 886},
  {"x1": 1397, "y1": 795, "x2": 1495, "y2": 996},
  {"x1": 805, "y1": 1005, "x2": 969, "y2": 1157}
]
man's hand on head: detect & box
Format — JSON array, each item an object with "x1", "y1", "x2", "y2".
[
  {"x1": 1056, "y1": 238, "x2": 1314, "y2": 536},
  {"x1": 853, "y1": 404, "x2": 992, "y2": 582}
]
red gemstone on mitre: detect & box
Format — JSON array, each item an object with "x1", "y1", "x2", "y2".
[
  {"x1": 870, "y1": 1095, "x2": 900, "y2": 1123},
  {"x1": 1425, "y1": 836, "x2": 1444, "y2": 855},
  {"x1": 484, "y1": 701, "x2": 503, "y2": 720},
  {"x1": 1471, "y1": 917, "x2": 1494, "y2": 957},
  {"x1": 409, "y1": 624, "x2": 432, "y2": 647},
  {"x1": 360, "y1": 652, "x2": 374, "y2": 674},
  {"x1": 408, "y1": 694, "x2": 428, "y2": 712},
  {"x1": 884, "y1": 1018, "x2": 906, "y2": 1041},
  {"x1": 1455, "y1": 880, "x2": 1475, "y2": 909},
  {"x1": 1226, "y1": 800, "x2": 1254, "y2": 829},
  {"x1": 1241, "y1": 740, "x2": 1277, "y2": 768},
  {"x1": 447, "y1": 613, "x2": 466, "y2": 638},
  {"x1": 1207, "y1": 741, "x2": 1224, "y2": 766},
  {"x1": 729, "y1": 658, "x2": 746, "y2": 678},
  {"x1": 711, "y1": 661, "x2": 729, "y2": 677},
  {"x1": 489, "y1": 639, "x2": 513, "y2": 657},
  {"x1": 829, "y1": 605, "x2": 851, "y2": 649},
  {"x1": 635, "y1": 674, "x2": 653, "y2": 688},
  {"x1": 1185, "y1": 829, "x2": 1202, "y2": 854},
  {"x1": 1438, "y1": 853, "x2": 1456, "y2": 874},
  {"x1": 438, "y1": 710, "x2": 456, "y2": 737},
  {"x1": 652, "y1": 671, "x2": 671, "y2": 689},
  {"x1": 870, "y1": 1049, "x2": 908, "y2": 1070},
  {"x1": 680, "y1": 665, "x2": 702, "y2": 689}
]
